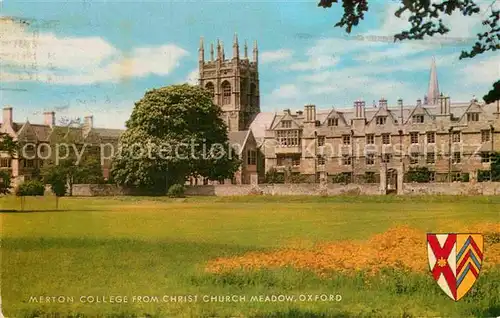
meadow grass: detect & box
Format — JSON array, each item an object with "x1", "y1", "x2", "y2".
[{"x1": 1, "y1": 195, "x2": 499, "y2": 317}]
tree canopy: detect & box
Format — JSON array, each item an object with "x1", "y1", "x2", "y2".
[
  {"x1": 318, "y1": 0, "x2": 499, "y2": 102},
  {"x1": 0, "y1": 132, "x2": 18, "y2": 195},
  {"x1": 111, "y1": 84, "x2": 240, "y2": 194}
]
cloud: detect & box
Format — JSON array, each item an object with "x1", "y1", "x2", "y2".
[
  {"x1": 11, "y1": 100, "x2": 133, "y2": 129},
  {"x1": 459, "y1": 55, "x2": 500, "y2": 85},
  {"x1": 270, "y1": 84, "x2": 300, "y2": 99},
  {"x1": 285, "y1": 37, "x2": 386, "y2": 71},
  {"x1": 260, "y1": 49, "x2": 293, "y2": 63},
  {"x1": 0, "y1": 17, "x2": 188, "y2": 85},
  {"x1": 185, "y1": 69, "x2": 199, "y2": 85}
]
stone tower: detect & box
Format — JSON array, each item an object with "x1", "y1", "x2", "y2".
[{"x1": 198, "y1": 34, "x2": 260, "y2": 132}]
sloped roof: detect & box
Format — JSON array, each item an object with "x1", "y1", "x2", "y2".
[
  {"x1": 93, "y1": 128, "x2": 124, "y2": 138},
  {"x1": 249, "y1": 112, "x2": 275, "y2": 140}
]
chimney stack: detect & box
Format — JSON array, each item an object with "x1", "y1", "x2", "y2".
[
  {"x1": 84, "y1": 115, "x2": 94, "y2": 129},
  {"x1": 360, "y1": 100, "x2": 366, "y2": 118},
  {"x1": 397, "y1": 98, "x2": 403, "y2": 107},
  {"x1": 379, "y1": 98, "x2": 388, "y2": 108},
  {"x1": 416, "y1": 99, "x2": 422, "y2": 106},
  {"x1": 43, "y1": 111, "x2": 55, "y2": 127},
  {"x1": 2, "y1": 106, "x2": 13, "y2": 127},
  {"x1": 304, "y1": 104, "x2": 316, "y2": 122}
]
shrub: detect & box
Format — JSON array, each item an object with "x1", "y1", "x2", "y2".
[
  {"x1": 15, "y1": 180, "x2": 45, "y2": 196},
  {"x1": 0, "y1": 170, "x2": 12, "y2": 195},
  {"x1": 167, "y1": 184, "x2": 185, "y2": 198},
  {"x1": 405, "y1": 167, "x2": 431, "y2": 183},
  {"x1": 265, "y1": 168, "x2": 284, "y2": 184}
]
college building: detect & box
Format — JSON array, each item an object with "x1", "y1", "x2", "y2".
[{"x1": 2, "y1": 35, "x2": 499, "y2": 188}]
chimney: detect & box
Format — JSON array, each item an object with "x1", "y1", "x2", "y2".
[
  {"x1": 84, "y1": 115, "x2": 94, "y2": 129},
  {"x1": 439, "y1": 94, "x2": 450, "y2": 115},
  {"x1": 304, "y1": 104, "x2": 316, "y2": 122},
  {"x1": 360, "y1": 101, "x2": 366, "y2": 118},
  {"x1": 398, "y1": 99, "x2": 403, "y2": 124},
  {"x1": 43, "y1": 111, "x2": 55, "y2": 127},
  {"x1": 2, "y1": 106, "x2": 13, "y2": 127},
  {"x1": 416, "y1": 99, "x2": 422, "y2": 106},
  {"x1": 379, "y1": 98, "x2": 388, "y2": 108},
  {"x1": 283, "y1": 109, "x2": 291, "y2": 115},
  {"x1": 296, "y1": 110, "x2": 303, "y2": 116}
]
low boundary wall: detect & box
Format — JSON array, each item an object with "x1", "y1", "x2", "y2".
[{"x1": 66, "y1": 182, "x2": 500, "y2": 196}]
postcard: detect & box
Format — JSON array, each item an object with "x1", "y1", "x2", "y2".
[{"x1": 1, "y1": 0, "x2": 499, "y2": 317}]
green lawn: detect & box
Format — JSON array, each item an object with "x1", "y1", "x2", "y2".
[{"x1": 1, "y1": 195, "x2": 499, "y2": 317}]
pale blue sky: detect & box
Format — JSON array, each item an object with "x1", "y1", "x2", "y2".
[{"x1": 1, "y1": 0, "x2": 498, "y2": 128}]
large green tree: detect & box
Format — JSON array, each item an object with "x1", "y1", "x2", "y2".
[
  {"x1": 111, "y1": 84, "x2": 240, "y2": 194},
  {"x1": 0, "y1": 132, "x2": 18, "y2": 195},
  {"x1": 318, "y1": 0, "x2": 499, "y2": 102}
]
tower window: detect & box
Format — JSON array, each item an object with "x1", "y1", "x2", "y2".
[
  {"x1": 250, "y1": 83, "x2": 257, "y2": 109},
  {"x1": 205, "y1": 82, "x2": 215, "y2": 98},
  {"x1": 221, "y1": 81, "x2": 231, "y2": 105}
]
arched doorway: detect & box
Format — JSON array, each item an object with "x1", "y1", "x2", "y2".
[{"x1": 386, "y1": 168, "x2": 398, "y2": 194}]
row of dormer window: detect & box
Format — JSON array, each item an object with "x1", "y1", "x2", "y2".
[
  {"x1": 279, "y1": 112, "x2": 482, "y2": 129},
  {"x1": 275, "y1": 130, "x2": 491, "y2": 147}
]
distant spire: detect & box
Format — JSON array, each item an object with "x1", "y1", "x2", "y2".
[
  {"x1": 426, "y1": 56, "x2": 440, "y2": 105},
  {"x1": 244, "y1": 40, "x2": 248, "y2": 58}
]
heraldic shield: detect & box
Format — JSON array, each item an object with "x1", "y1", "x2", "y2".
[{"x1": 427, "y1": 233, "x2": 484, "y2": 301}]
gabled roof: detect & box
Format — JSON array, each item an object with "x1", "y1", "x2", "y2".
[
  {"x1": 321, "y1": 107, "x2": 348, "y2": 126},
  {"x1": 228, "y1": 130, "x2": 254, "y2": 155},
  {"x1": 404, "y1": 104, "x2": 434, "y2": 125}
]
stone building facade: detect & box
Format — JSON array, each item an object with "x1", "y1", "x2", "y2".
[
  {"x1": 247, "y1": 57, "x2": 500, "y2": 187},
  {"x1": 253, "y1": 98, "x2": 500, "y2": 187},
  {"x1": 0, "y1": 107, "x2": 122, "y2": 186},
  {"x1": 2, "y1": 37, "x2": 499, "y2": 189}
]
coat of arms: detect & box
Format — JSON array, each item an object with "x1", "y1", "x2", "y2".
[{"x1": 427, "y1": 233, "x2": 484, "y2": 301}]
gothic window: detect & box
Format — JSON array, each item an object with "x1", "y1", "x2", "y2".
[
  {"x1": 250, "y1": 83, "x2": 257, "y2": 109},
  {"x1": 205, "y1": 82, "x2": 215, "y2": 98},
  {"x1": 221, "y1": 81, "x2": 231, "y2": 105}
]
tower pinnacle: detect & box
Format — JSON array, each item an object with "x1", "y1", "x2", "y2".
[
  {"x1": 253, "y1": 40, "x2": 258, "y2": 63},
  {"x1": 233, "y1": 33, "x2": 239, "y2": 59},
  {"x1": 198, "y1": 37, "x2": 204, "y2": 62}
]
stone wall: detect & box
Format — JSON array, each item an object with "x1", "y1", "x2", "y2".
[
  {"x1": 70, "y1": 184, "x2": 128, "y2": 196},
  {"x1": 65, "y1": 182, "x2": 500, "y2": 197},
  {"x1": 403, "y1": 182, "x2": 500, "y2": 195},
  {"x1": 185, "y1": 183, "x2": 382, "y2": 196}
]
